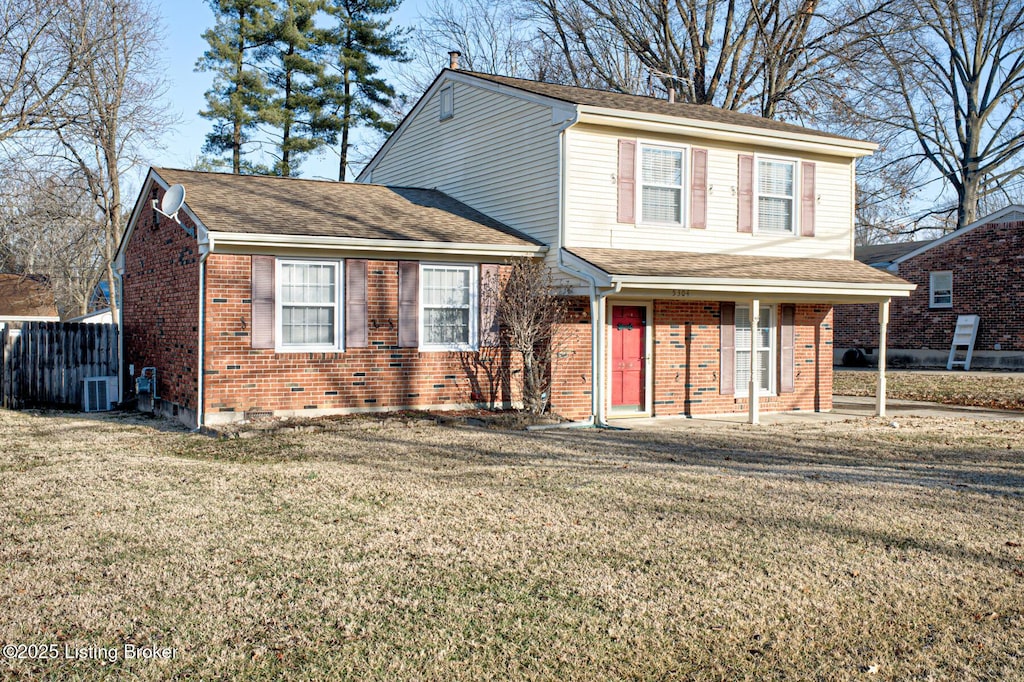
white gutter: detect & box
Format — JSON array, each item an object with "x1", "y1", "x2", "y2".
[
  {"x1": 208, "y1": 232, "x2": 546, "y2": 258},
  {"x1": 552, "y1": 109, "x2": 611, "y2": 428},
  {"x1": 609, "y1": 277, "x2": 915, "y2": 298},
  {"x1": 576, "y1": 108, "x2": 877, "y2": 158},
  {"x1": 195, "y1": 230, "x2": 213, "y2": 431}
]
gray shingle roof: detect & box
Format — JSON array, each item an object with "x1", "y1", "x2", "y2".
[
  {"x1": 854, "y1": 241, "x2": 932, "y2": 265},
  {"x1": 153, "y1": 168, "x2": 542, "y2": 247},
  {"x1": 463, "y1": 71, "x2": 864, "y2": 144},
  {"x1": 568, "y1": 247, "x2": 911, "y2": 286}
]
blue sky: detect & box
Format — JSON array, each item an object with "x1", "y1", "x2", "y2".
[{"x1": 152, "y1": 0, "x2": 426, "y2": 181}]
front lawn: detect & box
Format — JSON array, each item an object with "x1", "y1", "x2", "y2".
[
  {"x1": 1, "y1": 410, "x2": 1022, "y2": 680},
  {"x1": 834, "y1": 369, "x2": 1024, "y2": 411}
]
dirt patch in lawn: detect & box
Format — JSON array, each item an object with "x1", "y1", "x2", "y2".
[
  {"x1": 835, "y1": 370, "x2": 1024, "y2": 412},
  {"x1": 1, "y1": 408, "x2": 1022, "y2": 680}
]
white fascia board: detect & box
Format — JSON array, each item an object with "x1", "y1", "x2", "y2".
[
  {"x1": 0, "y1": 315, "x2": 61, "y2": 322},
  {"x1": 611, "y1": 275, "x2": 915, "y2": 299},
  {"x1": 892, "y1": 203, "x2": 1024, "y2": 265},
  {"x1": 576, "y1": 109, "x2": 877, "y2": 158},
  {"x1": 208, "y1": 231, "x2": 547, "y2": 258},
  {"x1": 559, "y1": 249, "x2": 613, "y2": 287}
]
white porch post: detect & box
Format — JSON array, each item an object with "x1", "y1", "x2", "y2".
[
  {"x1": 877, "y1": 299, "x2": 889, "y2": 417},
  {"x1": 749, "y1": 298, "x2": 760, "y2": 425}
]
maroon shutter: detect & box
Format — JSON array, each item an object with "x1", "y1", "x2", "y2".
[
  {"x1": 737, "y1": 154, "x2": 754, "y2": 233},
  {"x1": 780, "y1": 304, "x2": 795, "y2": 393},
  {"x1": 345, "y1": 259, "x2": 367, "y2": 348},
  {"x1": 801, "y1": 162, "x2": 816, "y2": 237},
  {"x1": 479, "y1": 264, "x2": 500, "y2": 347},
  {"x1": 720, "y1": 302, "x2": 736, "y2": 395},
  {"x1": 690, "y1": 147, "x2": 708, "y2": 229},
  {"x1": 398, "y1": 261, "x2": 418, "y2": 348},
  {"x1": 617, "y1": 139, "x2": 636, "y2": 223},
  {"x1": 251, "y1": 255, "x2": 275, "y2": 349}
]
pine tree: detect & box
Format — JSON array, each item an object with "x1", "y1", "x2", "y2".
[
  {"x1": 196, "y1": 0, "x2": 276, "y2": 174},
  {"x1": 259, "y1": 0, "x2": 340, "y2": 176},
  {"x1": 322, "y1": 0, "x2": 407, "y2": 181}
]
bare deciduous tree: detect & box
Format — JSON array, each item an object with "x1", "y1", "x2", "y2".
[
  {"x1": 54, "y1": 0, "x2": 175, "y2": 323},
  {"x1": 0, "y1": 0, "x2": 97, "y2": 142},
  {"x1": 489, "y1": 258, "x2": 568, "y2": 415},
  {"x1": 852, "y1": 0, "x2": 1024, "y2": 230}
]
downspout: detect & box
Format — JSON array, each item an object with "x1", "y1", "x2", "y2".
[
  {"x1": 113, "y1": 261, "x2": 125, "y2": 405},
  {"x1": 195, "y1": 233, "x2": 212, "y2": 432},
  {"x1": 552, "y1": 108, "x2": 609, "y2": 427}
]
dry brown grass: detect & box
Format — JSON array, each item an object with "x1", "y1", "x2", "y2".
[
  {"x1": 835, "y1": 370, "x2": 1024, "y2": 412},
  {"x1": 1, "y1": 408, "x2": 1022, "y2": 681}
]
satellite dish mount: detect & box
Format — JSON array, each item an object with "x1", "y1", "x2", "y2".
[{"x1": 153, "y1": 184, "x2": 186, "y2": 224}]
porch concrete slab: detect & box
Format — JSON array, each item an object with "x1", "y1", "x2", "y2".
[{"x1": 616, "y1": 395, "x2": 1024, "y2": 429}]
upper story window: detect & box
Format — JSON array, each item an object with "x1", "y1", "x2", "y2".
[
  {"x1": 420, "y1": 264, "x2": 478, "y2": 351},
  {"x1": 757, "y1": 159, "x2": 796, "y2": 233},
  {"x1": 277, "y1": 259, "x2": 343, "y2": 352},
  {"x1": 930, "y1": 271, "x2": 953, "y2": 308},
  {"x1": 439, "y1": 84, "x2": 454, "y2": 120},
  {"x1": 640, "y1": 145, "x2": 686, "y2": 224}
]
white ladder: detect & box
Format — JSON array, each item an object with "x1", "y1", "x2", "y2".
[{"x1": 946, "y1": 314, "x2": 980, "y2": 370}]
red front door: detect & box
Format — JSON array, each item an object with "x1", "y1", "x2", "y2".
[{"x1": 611, "y1": 305, "x2": 645, "y2": 409}]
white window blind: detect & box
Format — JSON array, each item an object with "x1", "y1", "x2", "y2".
[
  {"x1": 757, "y1": 160, "x2": 795, "y2": 233},
  {"x1": 279, "y1": 261, "x2": 340, "y2": 348},
  {"x1": 930, "y1": 271, "x2": 952, "y2": 307},
  {"x1": 735, "y1": 306, "x2": 773, "y2": 394},
  {"x1": 641, "y1": 146, "x2": 684, "y2": 224},
  {"x1": 421, "y1": 265, "x2": 476, "y2": 349}
]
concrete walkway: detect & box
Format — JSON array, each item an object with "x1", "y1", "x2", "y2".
[{"x1": 619, "y1": 395, "x2": 1024, "y2": 428}]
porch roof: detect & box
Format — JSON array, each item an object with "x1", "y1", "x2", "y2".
[{"x1": 564, "y1": 247, "x2": 914, "y2": 300}]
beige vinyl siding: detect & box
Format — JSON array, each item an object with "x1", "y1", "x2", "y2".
[
  {"x1": 369, "y1": 81, "x2": 561, "y2": 252},
  {"x1": 565, "y1": 124, "x2": 855, "y2": 260}
]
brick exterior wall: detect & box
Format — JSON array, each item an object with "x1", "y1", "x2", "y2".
[
  {"x1": 201, "y1": 255, "x2": 518, "y2": 423},
  {"x1": 122, "y1": 185, "x2": 201, "y2": 417},
  {"x1": 835, "y1": 219, "x2": 1024, "y2": 355},
  {"x1": 549, "y1": 296, "x2": 593, "y2": 420},
  {"x1": 551, "y1": 300, "x2": 833, "y2": 420}
]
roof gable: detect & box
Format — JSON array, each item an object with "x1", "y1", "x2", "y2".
[
  {"x1": 0, "y1": 274, "x2": 59, "y2": 319},
  {"x1": 891, "y1": 204, "x2": 1024, "y2": 265}
]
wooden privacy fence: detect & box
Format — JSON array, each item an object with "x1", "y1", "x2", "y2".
[{"x1": 0, "y1": 322, "x2": 119, "y2": 410}]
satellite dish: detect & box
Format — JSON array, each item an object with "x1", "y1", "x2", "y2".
[{"x1": 159, "y1": 184, "x2": 186, "y2": 219}]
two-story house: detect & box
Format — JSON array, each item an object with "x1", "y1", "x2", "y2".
[{"x1": 117, "y1": 65, "x2": 912, "y2": 429}]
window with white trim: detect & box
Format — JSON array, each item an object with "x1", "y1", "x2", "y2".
[
  {"x1": 420, "y1": 264, "x2": 478, "y2": 350},
  {"x1": 757, "y1": 159, "x2": 796, "y2": 233},
  {"x1": 439, "y1": 84, "x2": 454, "y2": 120},
  {"x1": 276, "y1": 259, "x2": 343, "y2": 351},
  {"x1": 930, "y1": 271, "x2": 952, "y2": 308},
  {"x1": 735, "y1": 305, "x2": 774, "y2": 395},
  {"x1": 640, "y1": 144, "x2": 686, "y2": 224}
]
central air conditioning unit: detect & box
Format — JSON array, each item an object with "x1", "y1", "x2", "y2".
[{"x1": 83, "y1": 376, "x2": 118, "y2": 412}]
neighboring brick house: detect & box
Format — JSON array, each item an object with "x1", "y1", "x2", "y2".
[
  {"x1": 0, "y1": 274, "x2": 60, "y2": 331},
  {"x1": 835, "y1": 205, "x2": 1024, "y2": 368},
  {"x1": 119, "y1": 66, "x2": 913, "y2": 428}
]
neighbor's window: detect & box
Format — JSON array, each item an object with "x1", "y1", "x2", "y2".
[
  {"x1": 930, "y1": 271, "x2": 953, "y2": 308},
  {"x1": 735, "y1": 305, "x2": 774, "y2": 395},
  {"x1": 420, "y1": 264, "x2": 478, "y2": 350},
  {"x1": 640, "y1": 145, "x2": 685, "y2": 224},
  {"x1": 757, "y1": 159, "x2": 796, "y2": 233},
  {"x1": 439, "y1": 84, "x2": 454, "y2": 120},
  {"x1": 277, "y1": 259, "x2": 343, "y2": 351}
]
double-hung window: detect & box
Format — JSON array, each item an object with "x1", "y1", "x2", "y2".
[
  {"x1": 757, "y1": 159, "x2": 796, "y2": 233},
  {"x1": 640, "y1": 145, "x2": 686, "y2": 224},
  {"x1": 930, "y1": 271, "x2": 953, "y2": 308},
  {"x1": 276, "y1": 259, "x2": 343, "y2": 351},
  {"x1": 735, "y1": 305, "x2": 774, "y2": 395},
  {"x1": 420, "y1": 264, "x2": 478, "y2": 350}
]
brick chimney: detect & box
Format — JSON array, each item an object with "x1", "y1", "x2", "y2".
[{"x1": 448, "y1": 51, "x2": 461, "y2": 70}]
